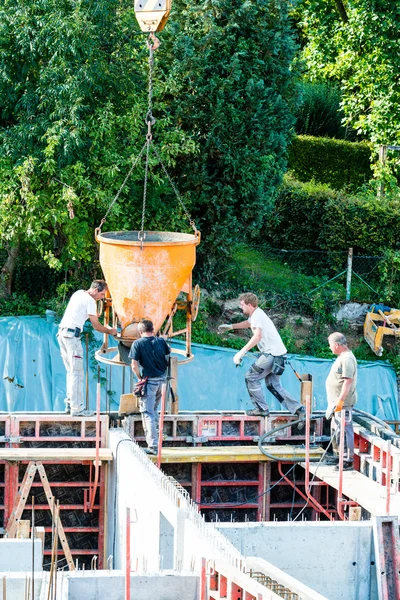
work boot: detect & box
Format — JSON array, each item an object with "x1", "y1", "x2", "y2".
[
  {"x1": 335, "y1": 460, "x2": 353, "y2": 471},
  {"x1": 144, "y1": 447, "x2": 157, "y2": 455},
  {"x1": 246, "y1": 408, "x2": 269, "y2": 417},
  {"x1": 323, "y1": 455, "x2": 339, "y2": 466},
  {"x1": 71, "y1": 409, "x2": 95, "y2": 417}
]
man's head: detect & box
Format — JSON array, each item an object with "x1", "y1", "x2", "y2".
[
  {"x1": 239, "y1": 292, "x2": 258, "y2": 316},
  {"x1": 88, "y1": 280, "x2": 108, "y2": 301},
  {"x1": 328, "y1": 332, "x2": 348, "y2": 355},
  {"x1": 138, "y1": 319, "x2": 154, "y2": 336}
]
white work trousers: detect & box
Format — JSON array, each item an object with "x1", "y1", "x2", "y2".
[{"x1": 58, "y1": 333, "x2": 84, "y2": 413}]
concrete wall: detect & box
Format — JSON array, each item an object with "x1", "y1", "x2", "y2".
[
  {"x1": 106, "y1": 429, "x2": 244, "y2": 573},
  {"x1": 0, "y1": 571, "x2": 197, "y2": 600},
  {"x1": 106, "y1": 430, "x2": 330, "y2": 599},
  {"x1": 0, "y1": 539, "x2": 43, "y2": 571},
  {"x1": 217, "y1": 522, "x2": 378, "y2": 600}
]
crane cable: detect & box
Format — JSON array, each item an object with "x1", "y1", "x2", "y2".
[{"x1": 97, "y1": 33, "x2": 198, "y2": 239}]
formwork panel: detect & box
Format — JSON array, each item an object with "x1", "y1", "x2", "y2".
[{"x1": 1, "y1": 415, "x2": 109, "y2": 569}]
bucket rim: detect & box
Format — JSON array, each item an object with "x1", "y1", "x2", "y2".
[{"x1": 96, "y1": 230, "x2": 200, "y2": 246}]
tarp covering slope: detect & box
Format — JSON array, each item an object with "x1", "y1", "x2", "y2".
[{"x1": 0, "y1": 316, "x2": 398, "y2": 419}]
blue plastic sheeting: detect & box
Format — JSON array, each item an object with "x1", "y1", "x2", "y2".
[{"x1": 0, "y1": 316, "x2": 398, "y2": 419}]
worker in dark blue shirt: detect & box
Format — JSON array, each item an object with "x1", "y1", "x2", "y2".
[{"x1": 129, "y1": 319, "x2": 171, "y2": 454}]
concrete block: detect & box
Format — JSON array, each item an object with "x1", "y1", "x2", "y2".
[
  {"x1": 66, "y1": 570, "x2": 198, "y2": 600},
  {"x1": 0, "y1": 539, "x2": 43, "y2": 571}
]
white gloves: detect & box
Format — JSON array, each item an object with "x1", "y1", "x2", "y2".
[
  {"x1": 218, "y1": 323, "x2": 233, "y2": 333},
  {"x1": 233, "y1": 351, "x2": 245, "y2": 365},
  {"x1": 325, "y1": 405, "x2": 335, "y2": 420}
]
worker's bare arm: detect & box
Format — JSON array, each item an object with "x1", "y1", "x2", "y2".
[
  {"x1": 335, "y1": 377, "x2": 353, "y2": 411},
  {"x1": 89, "y1": 314, "x2": 118, "y2": 336},
  {"x1": 232, "y1": 320, "x2": 251, "y2": 330},
  {"x1": 240, "y1": 328, "x2": 262, "y2": 353},
  {"x1": 131, "y1": 359, "x2": 141, "y2": 379},
  {"x1": 233, "y1": 327, "x2": 262, "y2": 364}
]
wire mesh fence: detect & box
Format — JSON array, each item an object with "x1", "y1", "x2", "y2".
[{"x1": 224, "y1": 246, "x2": 400, "y2": 307}]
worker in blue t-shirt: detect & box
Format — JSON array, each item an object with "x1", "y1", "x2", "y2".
[{"x1": 129, "y1": 319, "x2": 171, "y2": 455}]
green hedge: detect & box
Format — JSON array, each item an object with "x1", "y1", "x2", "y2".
[
  {"x1": 267, "y1": 176, "x2": 400, "y2": 255},
  {"x1": 288, "y1": 135, "x2": 373, "y2": 191}
]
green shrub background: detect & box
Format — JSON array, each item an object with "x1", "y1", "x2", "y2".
[{"x1": 288, "y1": 135, "x2": 373, "y2": 191}]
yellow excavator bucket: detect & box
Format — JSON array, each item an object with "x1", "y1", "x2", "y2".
[
  {"x1": 96, "y1": 230, "x2": 200, "y2": 340},
  {"x1": 363, "y1": 309, "x2": 400, "y2": 356}
]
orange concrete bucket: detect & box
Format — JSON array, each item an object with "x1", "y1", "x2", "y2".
[{"x1": 96, "y1": 230, "x2": 200, "y2": 339}]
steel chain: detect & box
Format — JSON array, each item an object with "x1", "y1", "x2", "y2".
[
  {"x1": 97, "y1": 142, "x2": 148, "y2": 231},
  {"x1": 97, "y1": 32, "x2": 198, "y2": 237},
  {"x1": 152, "y1": 144, "x2": 198, "y2": 234}
]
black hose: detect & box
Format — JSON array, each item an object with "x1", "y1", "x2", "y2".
[
  {"x1": 258, "y1": 414, "x2": 325, "y2": 462},
  {"x1": 353, "y1": 407, "x2": 394, "y2": 433}
]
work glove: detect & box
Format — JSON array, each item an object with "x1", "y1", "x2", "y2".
[
  {"x1": 325, "y1": 405, "x2": 335, "y2": 420},
  {"x1": 334, "y1": 399, "x2": 344, "y2": 412},
  {"x1": 218, "y1": 323, "x2": 233, "y2": 334},
  {"x1": 233, "y1": 351, "x2": 245, "y2": 365},
  {"x1": 133, "y1": 377, "x2": 148, "y2": 397}
]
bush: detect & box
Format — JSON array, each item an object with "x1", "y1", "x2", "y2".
[
  {"x1": 295, "y1": 82, "x2": 353, "y2": 140},
  {"x1": 267, "y1": 176, "x2": 400, "y2": 257},
  {"x1": 288, "y1": 135, "x2": 373, "y2": 191}
]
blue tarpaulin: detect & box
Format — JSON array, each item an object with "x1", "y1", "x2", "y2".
[{"x1": 0, "y1": 316, "x2": 398, "y2": 419}]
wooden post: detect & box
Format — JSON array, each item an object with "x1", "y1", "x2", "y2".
[
  {"x1": 157, "y1": 384, "x2": 167, "y2": 469},
  {"x1": 378, "y1": 144, "x2": 388, "y2": 200},
  {"x1": 125, "y1": 507, "x2": 131, "y2": 600},
  {"x1": 346, "y1": 248, "x2": 353, "y2": 302},
  {"x1": 170, "y1": 357, "x2": 179, "y2": 415}
]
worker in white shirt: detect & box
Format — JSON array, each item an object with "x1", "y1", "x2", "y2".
[
  {"x1": 219, "y1": 292, "x2": 305, "y2": 418},
  {"x1": 58, "y1": 280, "x2": 117, "y2": 416}
]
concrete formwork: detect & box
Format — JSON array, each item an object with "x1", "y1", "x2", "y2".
[{"x1": 217, "y1": 521, "x2": 379, "y2": 600}]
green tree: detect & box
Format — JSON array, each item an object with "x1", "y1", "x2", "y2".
[
  {"x1": 0, "y1": 0, "x2": 193, "y2": 296},
  {"x1": 159, "y1": 0, "x2": 300, "y2": 271},
  {"x1": 0, "y1": 0, "x2": 300, "y2": 296},
  {"x1": 298, "y1": 1, "x2": 400, "y2": 147}
]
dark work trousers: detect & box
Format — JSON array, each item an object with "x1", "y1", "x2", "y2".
[
  {"x1": 331, "y1": 407, "x2": 354, "y2": 461},
  {"x1": 244, "y1": 353, "x2": 302, "y2": 414}
]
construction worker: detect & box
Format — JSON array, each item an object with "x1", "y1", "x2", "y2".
[
  {"x1": 218, "y1": 292, "x2": 305, "y2": 419},
  {"x1": 58, "y1": 280, "x2": 117, "y2": 416},
  {"x1": 324, "y1": 332, "x2": 357, "y2": 471},
  {"x1": 129, "y1": 319, "x2": 171, "y2": 455}
]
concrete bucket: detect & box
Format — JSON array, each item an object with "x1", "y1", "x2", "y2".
[{"x1": 96, "y1": 230, "x2": 200, "y2": 358}]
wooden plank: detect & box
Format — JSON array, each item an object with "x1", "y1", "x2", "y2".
[
  {"x1": 0, "y1": 448, "x2": 113, "y2": 461},
  {"x1": 304, "y1": 463, "x2": 400, "y2": 517},
  {"x1": 148, "y1": 445, "x2": 324, "y2": 464},
  {"x1": 16, "y1": 520, "x2": 30, "y2": 539}
]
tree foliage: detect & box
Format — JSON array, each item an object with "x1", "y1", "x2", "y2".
[
  {"x1": 161, "y1": 0, "x2": 300, "y2": 261},
  {"x1": 298, "y1": 0, "x2": 400, "y2": 147},
  {"x1": 0, "y1": 0, "x2": 299, "y2": 294}
]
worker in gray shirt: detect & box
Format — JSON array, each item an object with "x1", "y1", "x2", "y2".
[{"x1": 324, "y1": 332, "x2": 358, "y2": 471}]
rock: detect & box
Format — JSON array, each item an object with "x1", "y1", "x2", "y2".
[
  {"x1": 223, "y1": 298, "x2": 241, "y2": 311},
  {"x1": 335, "y1": 302, "x2": 370, "y2": 323}
]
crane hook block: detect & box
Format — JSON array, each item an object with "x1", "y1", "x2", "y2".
[{"x1": 134, "y1": 0, "x2": 171, "y2": 32}]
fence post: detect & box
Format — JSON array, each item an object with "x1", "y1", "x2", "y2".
[
  {"x1": 346, "y1": 248, "x2": 353, "y2": 302},
  {"x1": 377, "y1": 144, "x2": 387, "y2": 200}
]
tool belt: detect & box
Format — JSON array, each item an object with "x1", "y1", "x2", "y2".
[
  {"x1": 59, "y1": 327, "x2": 81, "y2": 338},
  {"x1": 271, "y1": 355, "x2": 286, "y2": 376}
]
